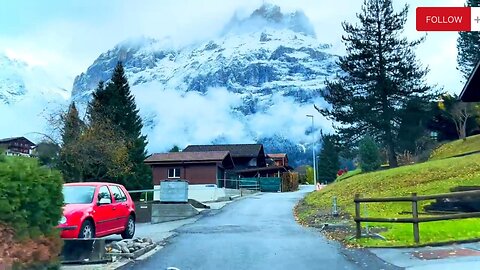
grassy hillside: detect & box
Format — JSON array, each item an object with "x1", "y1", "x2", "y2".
[
  {"x1": 430, "y1": 134, "x2": 480, "y2": 160},
  {"x1": 297, "y1": 154, "x2": 480, "y2": 247}
]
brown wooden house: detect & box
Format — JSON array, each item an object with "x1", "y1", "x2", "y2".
[
  {"x1": 460, "y1": 60, "x2": 480, "y2": 102},
  {"x1": 0, "y1": 137, "x2": 36, "y2": 156},
  {"x1": 267, "y1": 153, "x2": 288, "y2": 167},
  {"x1": 183, "y1": 144, "x2": 267, "y2": 172},
  {"x1": 144, "y1": 151, "x2": 234, "y2": 185},
  {"x1": 236, "y1": 166, "x2": 291, "y2": 178}
]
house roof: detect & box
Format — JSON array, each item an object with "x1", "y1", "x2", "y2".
[
  {"x1": 267, "y1": 153, "x2": 287, "y2": 159},
  {"x1": 183, "y1": 144, "x2": 264, "y2": 158},
  {"x1": 460, "y1": 59, "x2": 480, "y2": 102},
  {"x1": 144, "y1": 151, "x2": 231, "y2": 163},
  {"x1": 0, "y1": 136, "x2": 35, "y2": 146}
]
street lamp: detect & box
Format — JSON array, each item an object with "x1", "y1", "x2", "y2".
[{"x1": 306, "y1": 115, "x2": 316, "y2": 186}]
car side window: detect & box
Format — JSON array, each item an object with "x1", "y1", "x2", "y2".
[
  {"x1": 98, "y1": 186, "x2": 112, "y2": 202},
  {"x1": 109, "y1": 186, "x2": 127, "y2": 202}
]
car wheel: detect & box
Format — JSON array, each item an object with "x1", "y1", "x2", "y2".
[
  {"x1": 121, "y1": 215, "x2": 135, "y2": 239},
  {"x1": 78, "y1": 220, "x2": 95, "y2": 239}
]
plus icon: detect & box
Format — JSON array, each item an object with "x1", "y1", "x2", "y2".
[{"x1": 475, "y1": 16, "x2": 480, "y2": 24}]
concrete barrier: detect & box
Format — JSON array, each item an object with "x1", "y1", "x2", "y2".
[
  {"x1": 154, "y1": 184, "x2": 243, "y2": 203},
  {"x1": 61, "y1": 239, "x2": 108, "y2": 264},
  {"x1": 151, "y1": 203, "x2": 200, "y2": 223}
]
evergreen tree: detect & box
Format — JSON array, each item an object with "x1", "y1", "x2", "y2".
[
  {"x1": 88, "y1": 63, "x2": 150, "y2": 190},
  {"x1": 457, "y1": 0, "x2": 480, "y2": 79},
  {"x1": 169, "y1": 145, "x2": 180, "y2": 152},
  {"x1": 317, "y1": 134, "x2": 339, "y2": 184},
  {"x1": 359, "y1": 136, "x2": 381, "y2": 172},
  {"x1": 396, "y1": 97, "x2": 433, "y2": 154},
  {"x1": 319, "y1": 0, "x2": 433, "y2": 168},
  {"x1": 59, "y1": 102, "x2": 84, "y2": 181}
]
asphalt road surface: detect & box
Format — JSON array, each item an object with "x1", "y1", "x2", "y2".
[{"x1": 127, "y1": 186, "x2": 398, "y2": 270}]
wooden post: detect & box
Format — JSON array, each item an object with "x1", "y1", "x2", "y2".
[
  {"x1": 411, "y1": 193, "x2": 420, "y2": 244},
  {"x1": 355, "y1": 194, "x2": 361, "y2": 239}
]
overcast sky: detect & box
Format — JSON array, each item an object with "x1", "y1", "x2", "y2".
[{"x1": 0, "y1": 0, "x2": 468, "y2": 94}]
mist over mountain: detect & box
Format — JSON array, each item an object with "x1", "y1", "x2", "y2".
[{"x1": 1, "y1": 4, "x2": 338, "y2": 166}]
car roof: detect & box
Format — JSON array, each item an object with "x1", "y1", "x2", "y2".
[{"x1": 63, "y1": 182, "x2": 124, "y2": 187}]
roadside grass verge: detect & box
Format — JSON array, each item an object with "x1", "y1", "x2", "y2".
[
  {"x1": 430, "y1": 134, "x2": 480, "y2": 160},
  {"x1": 296, "y1": 154, "x2": 480, "y2": 247}
]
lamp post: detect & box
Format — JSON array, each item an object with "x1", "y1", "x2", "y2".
[{"x1": 306, "y1": 115, "x2": 316, "y2": 186}]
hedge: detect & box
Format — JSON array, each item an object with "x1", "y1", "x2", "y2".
[{"x1": 0, "y1": 155, "x2": 64, "y2": 269}]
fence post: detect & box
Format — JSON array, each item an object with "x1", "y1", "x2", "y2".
[
  {"x1": 411, "y1": 192, "x2": 420, "y2": 244},
  {"x1": 355, "y1": 194, "x2": 361, "y2": 239}
]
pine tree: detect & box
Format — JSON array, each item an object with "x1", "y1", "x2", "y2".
[
  {"x1": 358, "y1": 136, "x2": 381, "y2": 172},
  {"x1": 396, "y1": 97, "x2": 433, "y2": 154},
  {"x1": 319, "y1": 0, "x2": 432, "y2": 168},
  {"x1": 457, "y1": 0, "x2": 480, "y2": 79},
  {"x1": 169, "y1": 145, "x2": 180, "y2": 152},
  {"x1": 317, "y1": 134, "x2": 339, "y2": 184},
  {"x1": 88, "y1": 63, "x2": 150, "y2": 190},
  {"x1": 59, "y1": 102, "x2": 84, "y2": 181}
]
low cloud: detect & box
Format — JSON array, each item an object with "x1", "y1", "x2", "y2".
[
  {"x1": 0, "y1": 95, "x2": 66, "y2": 142},
  {"x1": 133, "y1": 83, "x2": 332, "y2": 154}
]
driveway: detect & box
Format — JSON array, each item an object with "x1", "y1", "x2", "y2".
[{"x1": 125, "y1": 186, "x2": 397, "y2": 270}]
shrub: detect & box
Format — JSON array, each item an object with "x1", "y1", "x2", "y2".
[
  {"x1": 305, "y1": 166, "x2": 314, "y2": 184},
  {"x1": 358, "y1": 136, "x2": 381, "y2": 172},
  {"x1": 0, "y1": 156, "x2": 64, "y2": 269}
]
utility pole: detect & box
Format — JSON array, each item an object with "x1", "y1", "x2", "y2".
[{"x1": 306, "y1": 115, "x2": 316, "y2": 186}]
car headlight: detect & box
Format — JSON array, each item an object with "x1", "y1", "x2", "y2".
[{"x1": 59, "y1": 216, "x2": 67, "y2": 225}]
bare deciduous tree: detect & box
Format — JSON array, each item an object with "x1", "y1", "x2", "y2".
[{"x1": 446, "y1": 102, "x2": 473, "y2": 140}]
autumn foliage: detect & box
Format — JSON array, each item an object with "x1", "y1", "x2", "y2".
[{"x1": 0, "y1": 156, "x2": 63, "y2": 269}]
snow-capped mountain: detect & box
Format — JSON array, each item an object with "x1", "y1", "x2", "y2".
[
  {"x1": 0, "y1": 53, "x2": 70, "y2": 104},
  {"x1": 0, "y1": 54, "x2": 27, "y2": 104},
  {"x1": 71, "y1": 4, "x2": 339, "y2": 166},
  {"x1": 72, "y1": 4, "x2": 339, "y2": 110},
  {"x1": 0, "y1": 53, "x2": 71, "y2": 142}
]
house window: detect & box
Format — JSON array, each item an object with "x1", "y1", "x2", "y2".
[{"x1": 168, "y1": 168, "x2": 181, "y2": 178}]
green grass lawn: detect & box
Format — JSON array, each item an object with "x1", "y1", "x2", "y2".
[
  {"x1": 297, "y1": 154, "x2": 480, "y2": 247},
  {"x1": 430, "y1": 134, "x2": 480, "y2": 160}
]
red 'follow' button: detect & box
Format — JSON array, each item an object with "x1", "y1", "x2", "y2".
[{"x1": 417, "y1": 7, "x2": 471, "y2": 31}]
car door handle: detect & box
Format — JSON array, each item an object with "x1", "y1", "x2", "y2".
[{"x1": 112, "y1": 207, "x2": 116, "y2": 210}]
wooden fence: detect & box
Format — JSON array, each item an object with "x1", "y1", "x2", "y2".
[{"x1": 354, "y1": 190, "x2": 480, "y2": 243}]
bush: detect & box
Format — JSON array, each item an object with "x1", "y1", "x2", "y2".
[
  {"x1": 305, "y1": 166, "x2": 314, "y2": 184},
  {"x1": 0, "y1": 156, "x2": 64, "y2": 269},
  {"x1": 358, "y1": 136, "x2": 381, "y2": 172}
]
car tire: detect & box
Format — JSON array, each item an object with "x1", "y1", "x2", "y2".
[
  {"x1": 121, "y1": 215, "x2": 135, "y2": 239},
  {"x1": 78, "y1": 220, "x2": 95, "y2": 239}
]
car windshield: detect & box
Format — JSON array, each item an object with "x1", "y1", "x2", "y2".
[{"x1": 63, "y1": 186, "x2": 95, "y2": 204}]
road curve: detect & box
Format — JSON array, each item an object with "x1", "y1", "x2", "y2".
[{"x1": 127, "y1": 186, "x2": 392, "y2": 270}]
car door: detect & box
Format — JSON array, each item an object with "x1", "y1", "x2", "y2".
[
  {"x1": 93, "y1": 185, "x2": 116, "y2": 236},
  {"x1": 109, "y1": 185, "x2": 130, "y2": 231}
]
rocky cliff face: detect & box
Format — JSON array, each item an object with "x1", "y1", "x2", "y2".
[
  {"x1": 72, "y1": 4, "x2": 338, "y2": 112},
  {"x1": 0, "y1": 54, "x2": 69, "y2": 104},
  {"x1": 70, "y1": 4, "x2": 339, "y2": 165}
]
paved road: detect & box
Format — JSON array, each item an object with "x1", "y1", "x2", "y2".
[{"x1": 127, "y1": 186, "x2": 397, "y2": 270}]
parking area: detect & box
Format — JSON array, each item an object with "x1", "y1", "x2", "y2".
[{"x1": 60, "y1": 199, "x2": 236, "y2": 270}]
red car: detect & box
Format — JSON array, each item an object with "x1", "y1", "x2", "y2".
[{"x1": 57, "y1": 182, "x2": 136, "y2": 239}]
